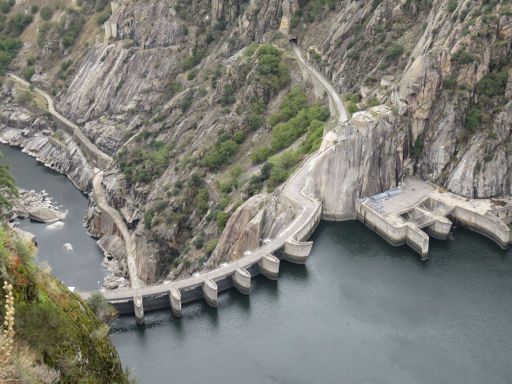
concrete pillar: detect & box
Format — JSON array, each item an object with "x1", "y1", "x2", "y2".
[
  {"x1": 283, "y1": 238, "x2": 313, "y2": 264},
  {"x1": 259, "y1": 254, "x2": 280, "y2": 280},
  {"x1": 232, "y1": 267, "x2": 251, "y2": 295},
  {"x1": 169, "y1": 287, "x2": 182, "y2": 318},
  {"x1": 202, "y1": 278, "x2": 218, "y2": 308},
  {"x1": 133, "y1": 293, "x2": 144, "y2": 325}
]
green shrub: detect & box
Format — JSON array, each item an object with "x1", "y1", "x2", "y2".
[
  {"x1": 385, "y1": 44, "x2": 405, "y2": 60},
  {"x1": 0, "y1": 35, "x2": 22, "y2": 74},
  {"x1": 367, "y1": 97, "x2": 380, "y2": 108},
  {"x1": 30, "y1": 5, "x2": 39, "y2": 14},
  {"x1": 475, "y1": 70, "x2": 508, "y2": 98},
  {"x1": 220, "y1": 84, "x2": 236, "y2": 106},
  {"x1": 256, "y1": 44, "x2": 290, "y2": 95},
  {"x1": 252, "y1": 87, "x2": 329, "y2": 167},
  {"x1": 216, "y1": 211, "x2": 229, "y2": 229},
  {"x1": 0, "y1": 1, "x2": 11, "y2": 14},
  {"x1": 187, "y1": 69, "x2": 197, "y2": 81},
  {"x1": 182, "y1": 47, "x2": 205, "y2": 70},
  {"x1": 465, "y1": 106, "x2": 480, "y2": 131},
  {"x1": 245, "y1": 100, "x2": 266, "y2": 130},
  {"x1": 144, "y1": 209, "x2": 155, "y2": 229},
  {"x1": 39, "y1": 6, "x2": 53, "y2": 21},
  {"x1": 251, "y1": 146, "x2": 272, "y2": 164},
  {"x1": 118, "y1": 140, "x2": 173, "y2": 185},
  {"x1": 442, "y1": 75, "x2": 457, "y2": 89},
  {"x1": 87, "y1": 292, "x2": 117, "y2": 322},
  {"x1": 204, "y1": 239, "x2": 218, "y2": 255},
  {"x1": 15, "y1": 90, "x2": 33, "y2": 105},
  {"x1": 244, "y1": 42, "x2": 259, "y2": 57},
  {"x1": 22, "y1": 65, "x2": 34, "y2": 80},
  {"x1": 95, "y1": 9, "x2": 111, "y2": 26},
  {"x1": 6, "y1": 13, "x2": 33, "y2": 36},
  {"x1": 451, "y1": 49, "x2": 476, "y2": 65},
  {"x1": 193, "y1": 233, "x2": 205, "y2": 249},
  {"x1": 37, "y1": 21, "x2": 52, "y2": 48},
  {"x1": 268, "y1": 86, "x2": 307, "y2": 126},
  {"x1": 201, "y1": 130, "x2": 242, "y2": 170},
  {"x1": 447, "y1": 0, "x2": 457, "y2": 13},
  {"x1": 347, "y1": 101, "x2": 359, "y2": 114},
  {"x1": 412, "y1": 137, "x2": 423, "y2": 159},
  {"x1": 179, "y1": 91, "x2": 194, "y2": 111}
]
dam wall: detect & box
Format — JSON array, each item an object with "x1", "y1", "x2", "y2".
[{"x1": 452, "y1": 207, "x2": 511, "y2": 249}]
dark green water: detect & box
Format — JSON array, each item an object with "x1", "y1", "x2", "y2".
[
  {"x1": 0, "y1": 144, "x2": 106, "y2": 290},
  {"x1": 2, "y1": 144, "x2": 511, "y2": 383},
  {"x1": 111, "y1": 222, "x2": 512, "y2": 384}
]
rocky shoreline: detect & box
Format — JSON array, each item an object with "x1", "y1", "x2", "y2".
[{"x1": 0, "y1": 99, "x2": 129, "y2": 291}]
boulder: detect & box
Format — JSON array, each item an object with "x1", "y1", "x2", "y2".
[{"x1": 29, "y1": 207, "x2": 65, "y2": 223}]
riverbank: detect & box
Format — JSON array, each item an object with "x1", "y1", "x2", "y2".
[{"x1": 0, "y1": 143, "x2": 107, "y2": 291}]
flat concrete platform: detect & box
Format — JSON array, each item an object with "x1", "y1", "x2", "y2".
[{"x1": 356, "y1": 177, "x2": 512, "y2": 259}]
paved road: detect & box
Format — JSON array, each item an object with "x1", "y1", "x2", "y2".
[
  {"x1": 93, "y1": 171, "x2": 141, "y2": 290},
  {"x1": 8, "y1": 43, "x2": 349, "y2": 304},
  {"x1": 291, "y1": 43, "x2": 347, "y2": 125},
  {"x1": 7, "y1": 73, "x2": 113, "y2": 168},
  {"x1": 99, "y1": 44, "x2": 348, "y2": 303}
]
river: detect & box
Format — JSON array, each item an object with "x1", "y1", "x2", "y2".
[
  {"x1": 2, "y1": 144, "x2": 511, "y2": 383},
  {"x1": 0, "y1": 143, "x2": 107, "y2": 290}
]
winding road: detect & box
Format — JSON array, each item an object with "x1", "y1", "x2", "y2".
[
  {"x1": 7, "y1": 43, "x2": 348, "y2": 313},
  {"x1": 97, "y1": 44, "x2": 348, "y2": 307},
  {"x1": 291, "y1": 43, "x2": 347, "y2": 126},
  {"x1": 7, "y1": 73, "x2": 113, "y2": 168}
]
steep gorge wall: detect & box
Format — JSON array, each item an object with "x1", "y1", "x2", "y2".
[{"x1": 293, "y1": 0, "x2": 512, "y2": 198}]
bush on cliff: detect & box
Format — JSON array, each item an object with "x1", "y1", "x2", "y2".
[{"x1": 0, "y1": 227, "x2": 131, "y2": 383}]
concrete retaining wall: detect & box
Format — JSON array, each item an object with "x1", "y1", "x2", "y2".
[
  {"x1": 452, "y1": 207, "x2": 511, "y2": 248},
  {"x1": 356, "y1": 201, "x2": 429, "y2": 258},
  {"x1": 295, "y1": 202, "x2": 322, "y2": 242}
]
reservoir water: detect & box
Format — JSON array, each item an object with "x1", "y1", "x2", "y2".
[{"x1": 2, "y1": 144, "x2": 511, "y2": 383}]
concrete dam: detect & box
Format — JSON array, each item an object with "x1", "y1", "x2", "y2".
[{"x1": 8, "y1": 41, "x2": 511, "y2": 325}]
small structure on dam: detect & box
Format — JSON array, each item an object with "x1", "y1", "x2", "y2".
[{"x1": 356, "y1": 177, "x2": 512, "y2": 259}]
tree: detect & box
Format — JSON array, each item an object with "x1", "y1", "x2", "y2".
[
  {"x1": 39, "y1": 6, "x2": 53, "y2": 21},
  {"x1": 87, "y1": 291, "x2": 118, "y2": 322},
  {"x1": 0, "y1": 152, "x2": 17, "y2": 211}
]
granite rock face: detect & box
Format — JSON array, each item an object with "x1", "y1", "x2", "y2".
[{"x1": 307, "y1": 106, "x2": 405, "y2": 219}]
